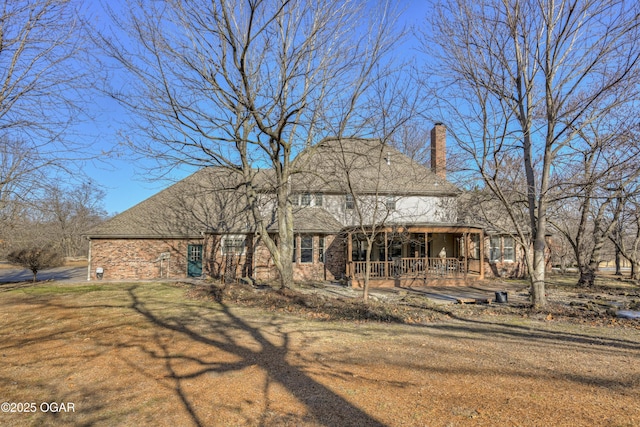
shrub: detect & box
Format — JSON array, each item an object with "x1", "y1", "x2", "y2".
[{"x1": 7, "y1": 246, "x2": 64, "y2": 282}]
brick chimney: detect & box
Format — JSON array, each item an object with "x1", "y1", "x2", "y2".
[{"x1": 431, "y1": 123, "x2": 446, "y2": 180}]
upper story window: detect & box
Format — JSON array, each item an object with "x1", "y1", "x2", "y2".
[
  {"x1": 345, "y1": 194, "x2": 354, "y2": 209},
  {"x1": 292, "y1": 193, "x2": 323, "y2": 207},
  {"x1": 385, "y1": 195, "x2": 396, "y2": 210}
]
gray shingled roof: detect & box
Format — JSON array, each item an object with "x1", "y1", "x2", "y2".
[
  {"x1": 88, "y1": 168, "x2": 343, "y2": 238},
  {"x1": 87, "y1": 168, "x2": 255, "y2": 238},
  {"x1": 88, "y1": 138, "x2": 460, "y2": 238},
  {"x1": 291, "y1": 138, "x2": 460, "y2": 195},
  {"x1": 273, "y1": 207, "x2": 344, "y2": 233}
]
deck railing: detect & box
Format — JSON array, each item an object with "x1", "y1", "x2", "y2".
[{"x1": 351, "y1": 257, "x2": 465, "y2": 279}]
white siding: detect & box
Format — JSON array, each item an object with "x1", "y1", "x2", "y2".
[{"x1": 321, "y1": 194, "x2": 458, "y2": 227}]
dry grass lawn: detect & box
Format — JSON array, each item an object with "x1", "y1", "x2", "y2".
[{"x1": 0, "y1": 280, "x2": 638, "y2": 426}]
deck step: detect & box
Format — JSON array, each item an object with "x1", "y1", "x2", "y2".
[{"x1": 456, "y1": 297, "x2": 491, "y2": 304}]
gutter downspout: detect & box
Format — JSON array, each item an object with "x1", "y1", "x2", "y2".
[{"x1": 86, "y1": 238, "x2": 92, "y2": 281}]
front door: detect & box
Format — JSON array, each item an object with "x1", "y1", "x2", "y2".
[{"x1": 187, "y1": 244, "x2": 203, "y2": 277}]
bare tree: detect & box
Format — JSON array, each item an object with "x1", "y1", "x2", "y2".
[
  {"x1": 421, "y1": 0, "x2": 640, "y2": 306},
  {"x1": 43, "y1": 182, "x2": 108, "y2": 257},
  {"x1": 609, "y1": 186, "x2": 640, "y2": 280},
  {"x1": 336, "y1": 140, "x2": 396, "y2": 302},
  {"x1": 549, "y1": 120, "x2": 640, "y2": 287},
  {"x1": 98, "y1": 0, "x2": 401, "y2": 289},
  {"x1": 0, "y1": 0, "x2": 92, "y2": 230}
]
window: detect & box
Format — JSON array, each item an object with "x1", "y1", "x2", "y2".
[
  {"x1": 315, "y1": 193, "x2": 323, "y2": 207},
  {"x1": 222, "y1": 236, "x2": 245, "y2": 255},
  {"x1": 503, "y1": 236, "x2": 515, "y2": 262},
  {"x1": 318, "y1": 236, "x2": 325, "y2": 263},
  {"x1": 345, "y1": 194, "x2": 354, "y2": 209},
  {"x1": 301, "y1": 235, "x2": 313, "y2": 263},
  {"x1": 189, "y1": 244, "x2": 202, "y2": 261},
  {"x1": 301, "y1": 193, "x2": 311, "y2": 206},
  {"x1": 386, "y1": 195, "x2": 396, "y2": 210},
  {"x1": 292, "y1": 235, "x2": 297, "y2": 262},
  {"x1": 471, "y1": 234, "x2": 480, "y2": 259},
  {"x1": 291, "y1": 194, "x2": 300, "y2": 206},
  {"x1": 489, "y1": 236, "x2": 501, "y2": 262}
]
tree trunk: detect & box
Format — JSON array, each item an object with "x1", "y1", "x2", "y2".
[
  {"x1": 531, "y1": 246, "x2": 547, "y2": 307},
  {"x1": 615, "y1": 246, "x2": 622, "y2": 276},
  {"x1": 632, "y1": 259, "x2": 640, "y2": 281},
  {"x1": 278, "y1": 259, "x2": 294, "y2": 290},
  {"x1": 362, "y1": 241, "x2": 373, "y2": 302},
  {"x1": 577, "y1": 266, "x2": 596, "y2": 287},
  {"x1": 276, "y1": 191, "x2": 294, "y2": 290}
]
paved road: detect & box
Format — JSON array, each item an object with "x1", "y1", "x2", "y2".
[{"x1": 0, "y1": 266, "x2": 87, "y2": 283}]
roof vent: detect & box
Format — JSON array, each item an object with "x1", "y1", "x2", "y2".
[{"x1": 386, "y1": 152, "x2": 391, "y2": 166}]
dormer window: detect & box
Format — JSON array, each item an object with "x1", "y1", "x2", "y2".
[{"x1": 301, "y1": 193, "x2": 311, "y2": 206}]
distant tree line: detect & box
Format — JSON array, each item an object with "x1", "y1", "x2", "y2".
[{"x1": 1, "y1": 182, "x2": 107, "y2": 261}]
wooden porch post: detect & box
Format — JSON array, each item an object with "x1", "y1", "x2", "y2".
[
  {"x1": 424, "y1": 231, "x2": 429, "y2": 279},
  {"x1": 347, "y1": 231, "x2": 352, "y2": 278},
  {"x1": 464, "y1": 232, "x2": 469, "y2": 281},
  {"x1": 384, "y1": 230, "x2": 389, "y2": 278}
]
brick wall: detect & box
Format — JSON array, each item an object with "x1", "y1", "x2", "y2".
[
  {"x1": 252, "y1": 233, "x2": 346, "y2": 283},
  {"x1": 203, "y1": 234, "x2": 253, "y2": 281},
  {"x1": 482, "y1": 235, "x2": 552, "y2": 278},
  {"x1": 89, "y1": 238, "x2": 198, "y2": 281},
  {"x1": 90, "y1": 233, "x2": 348, "y2": 284}
]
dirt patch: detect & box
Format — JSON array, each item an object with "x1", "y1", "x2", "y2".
[
  {"x1": 186, "y1": 280, "x2": 640, "y2": 329},
  {"x1": 0, "y1": 281, "x2": 638, "y2": 426}
]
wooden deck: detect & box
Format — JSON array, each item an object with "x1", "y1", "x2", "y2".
[{"x1": 349, "y1": 257, "x2": 482, "y2": 288}]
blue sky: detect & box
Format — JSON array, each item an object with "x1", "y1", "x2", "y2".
[{"x1": 82, "y1": 1, "x2": 430, "y2": 215}]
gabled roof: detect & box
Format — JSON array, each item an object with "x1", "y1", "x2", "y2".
[
  {"x1": 88, "y1": 138, "x2": 461, "y2": 239},
  {"x1": 457, "y1": 189, "x2": 531, "y2": 235},
  {"x1": 292, "y1": 138, "x2": 460, "y2": 196},
  {"x1": 281, "y1": 207, "x2": 343, "y2": 234},
  {"x1": 87, "y1": 168, "x2": 255, "y2": 238},
  {"x1": 87, "y1": 168, "x2": 344, "y2": 238}
]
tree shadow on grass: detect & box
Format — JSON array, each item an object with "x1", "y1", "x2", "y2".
[
  {"x1": 126, "y1": 285, "x2": 387, "y2": 427},
  {"x1": 401, "y1": 288, "x2": 640, "y2": 351}
]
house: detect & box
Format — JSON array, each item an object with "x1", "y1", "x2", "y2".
[
  {"x1": 86, "y1": 124, "x2": 487, "y2": 287},
  {"x1": 458, "y1": 189, "x2": 555, "y2": 279}
]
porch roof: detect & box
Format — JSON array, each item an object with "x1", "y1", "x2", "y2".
[{"x1": 346, "y1": 222, "x2": 484, "y2": 234}]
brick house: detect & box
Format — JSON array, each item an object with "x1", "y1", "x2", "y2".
[
  {"x1": 458, "y1": 188, "x2": 554, "y2": 279},
  {"x1": 86, "y1": 124, "x2": 488, "y2": 286}
]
